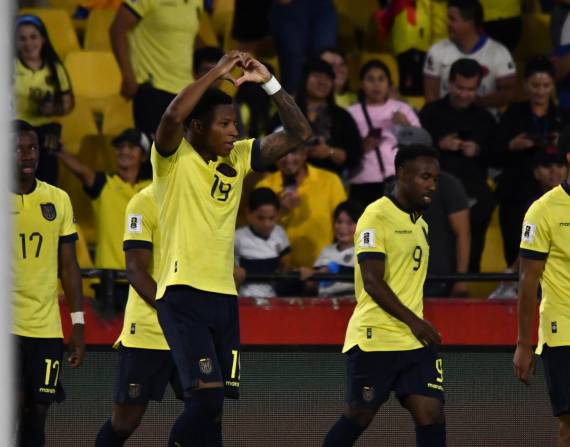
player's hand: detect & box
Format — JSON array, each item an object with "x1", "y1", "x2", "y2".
[
  {"x1": 459, "y1": 140, "x2": 479, "y2": 157},
  {"x1": 213, "y1": 51, "x2": 242, "y2": 85},
  {"x1": 508, "y1": 133, "x2": 534, "y2": 151},
  {"x1": 68, "y1": 324, "x2": 85, "y2": 368},
  {"x1": 409, "y1": 317, "x2": 442, "y2": 346},
  {"x1": 235, "y1": 53, "x2": 271, "y2": 87},
  {"x1": 121, "y1": 73, "x2": 139, "y2": 99},
  {"x1": 438, "y1": 133, "x2": 461, "y2": 151},
  {"x1": 513, "y1": 343, "x2": 535, "y2": 385}
]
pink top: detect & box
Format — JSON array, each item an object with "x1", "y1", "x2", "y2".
[{"x1": 348, "y1": 99, "x2": 420, "y2": 184}]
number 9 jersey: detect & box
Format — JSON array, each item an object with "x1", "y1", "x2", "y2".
[
  {"x1": 344, "y1": 196, "x2": 430, "y2": 353},
  {"x1": 12, "y1": 180, "x2": 78, "y2": 338}
]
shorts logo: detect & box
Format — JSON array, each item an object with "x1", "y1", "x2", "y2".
[
  {"x1": 362, "y1": 386, "x2": 375, "y2": 403},
  {"x1": 128, "y1": 383, "x2": 141, "y2": 399},
  {"x1": 40, "y1": 203, "x2": 56, "y2": 221},
  {"x1": 522, "y1": 223, "x2": 536, "y2": 243},
  {"x1": 199, "y1": 358, "x2": 213, "y2": 375},
  {"x1": 127, "y1": 214, "x2": 142, "y2": 233},
  {"x1": 359, "y1": 229, "x2": 375, "y2": 248}
]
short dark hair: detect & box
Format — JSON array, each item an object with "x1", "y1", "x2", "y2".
[
  {"x1": 248, "y1": 187, "x2": 280, "y2": 211},
  {"x1": 193, "y1": 46, "x2": 224, "y2": 72},
  {"x1": 333, "y1": 200, "x2": 365, "y2": 223},
  {"x1": 184, "y1": 88, "x2": 233, "y2": 128},
  {"x1": 448, "y1": 0, "x2": 483, "y2": 28},
  {"x1": 14, "y1": 119, "x2": 35, "y2": 134},
  {"x1": 524, "y1": 56, "x2": 555, "y2": 80},
  {"x1": 395, "y1": 144, "x2": 439, "y2": 170},
  {"x1": 359, "y1": 59, "x2": 392, "y2": 84},
  {"x1": 449, "y1": 58, "x2": 483, "y2": 83}
]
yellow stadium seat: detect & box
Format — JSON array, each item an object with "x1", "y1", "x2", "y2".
[
  {"x1": 403, "y1": 95, "x2": 426, "y2": 112},
  {"x1": 520, "y1": 14, "x2": 552, "y2": 58},
  {"x1": 48, "y1": 0, "x2": 82, "y2": 15},
  {"x1": 84, "y1": 9, "x2": 115, "y2": 51},
  {"x1": 19, "y1": 8, "x2": 81, "y2": 58},
  {"x1": 102, "y1": 95, "x2": 134, "y2": 136},
  {"x1": 64, "y1": 50, "x2": 121, "y2": 113},
  {"x1": 57, "y1": 96, "x2": 99, "y2": 154}
]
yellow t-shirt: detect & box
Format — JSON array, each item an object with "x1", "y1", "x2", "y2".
[
  {"x1": 124, "y1": 0, "x2": 202, "y2": 94},
  {"x1": 86, "y1": 172, "x2": 150, "y2": 269},
  {"x1": 257, "y1": 165, "x2": 347, "y2": 268},
  {"x1": 116, "y1": 184, "x2": 169, "y2": 350},
  {"x1": 480, "y1": 0, "x2": 521, "y2": 21},
  {"x1": 343, "y1": 196, "x2": 429, "y2": 352},
  {"x1": 519, "y1": 184, "x2": 570, "y2": 355},
  {"x1": 12, "y1": 180, "x2": 78, "y2": 338},
  {"x1": 390, "y1": 0, "x2": 432, "y2": 55},
  {"x1": 13, "y1": 59, "x2": 71, "y2": 127},
  {"x1": 151, "y1": 138, "x2": 256, "y2": 298}
]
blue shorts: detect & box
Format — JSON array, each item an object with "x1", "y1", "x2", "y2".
[
  {"x1": 113, "y1": 345, "x2": 183, "y2": 404},
  {"x1": 156, "y1": 286, "x2": 240, "y2": 399},
  {"x1": 345, "y1": 345, "x2": 444, "y2": 409},
  {"x1": 541, "y1": 345, "x2": 570, "y2": 417},
  {"x1": 16, "y1": 336, "x2": 65, "y2": 404}
]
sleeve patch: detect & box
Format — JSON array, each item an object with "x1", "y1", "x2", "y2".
[
  {"x1": 127, "y1": 214, "x2": 143, "y2": 233},
  {"x1": 359, "y1": 229, "x2": 376, "y2": 248},
  {"x1": 521, "y1": 223, "x2": 536, "y2": 243}
]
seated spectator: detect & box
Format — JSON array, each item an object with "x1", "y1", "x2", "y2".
[
  {"x1": 348, "y1": 59, "x2": 421, "y2": 207},
  {"x1": 495, "y1": 57, "x2": 564, "y2": 269},
  {"x1": 271, "y1": 59, "x2": 362, "y2": 176},
  {"x1": 234, "y1": 188, "x2": 290, "y2": 299},
  {"x1": 420, "y1": 58, "x2": 496, "y2": 272},
  {"x1": 423, "y1": 0, "x2": 516, "y2": 117},
  {"x1": 256, "y1": 146, "x2": 346, "y2": 271},
  {"x1": 14, "y1": 15, "x2": 75, "y2": 186},
  {"x1": 319, "y1": 48, "x2": 357, "y2": 109},
  {"x1": 300, "y1": 200, "x2": 364, "y2": 297}
]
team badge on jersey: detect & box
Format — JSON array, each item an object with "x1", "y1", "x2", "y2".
[
  {"x1": 127, "y1": 214, "x2": 143, "y2": 233},
  {"x1": 40, "y1": 203, "x2": 56, "y2": 221},
  {"x1": 199, "y1": 358, "x2": 213, "y2": 375}
]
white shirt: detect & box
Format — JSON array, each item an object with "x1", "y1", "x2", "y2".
[{"x1": 314, "y1": 243, "x2": 355, "y2": 297}]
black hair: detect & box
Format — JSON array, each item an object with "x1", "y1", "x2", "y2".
[
  {"x1": 193, "y1": 46, "x2": 224, "y2": 72},
  {"x1": 14, "y1": 119, "x2": 36, "y2": 134},
  {"x1": 248, "y1": 187, "x2": 280, "y2": 211},
  {"x1": 449, "y1": 58, "x2": 483, "y2": 83},
  {"x1": 448, "y1": 0, "x2": 484, "y2": 28},
  {"x1": 524, "y1": 55, "x2": 555, "y2": 80},
  {"x1": 395, "y1": 144, "x2": 439, "y2": 170},
  {"x1": 333, "y1": 200, "x2": 364, "y2": 223},
  {"x1": 16, "y1": 15, "x2": 69, "y2": 110},
  {"x1": 295, "y1": 58, "x2": 336, "y2": 114},
  {"x1": 319, "y1": 47, "x2": 349, "y2": 92},
  {"x1": 184, "y1": 88, "x2": 233, "y2": 128},
  {"x1": 357, "y1": 59, "x2": 393, "y2": 102}
]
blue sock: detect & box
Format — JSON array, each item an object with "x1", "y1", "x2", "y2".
[
  {"x1": 322, "y1": 415, "x2": 366, "y2": 446},
  {"x1": 168, "y1": 388, "x2": 225, "y2": 447},
  {"x1": 95, "y1": 418, "x2": 125, "y2": 447},
  {"x1": 415, "y1": 423, "x2": 446, "y2": 447}
]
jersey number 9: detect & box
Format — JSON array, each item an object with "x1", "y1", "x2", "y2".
[{"x1": 412, "y1": 245, "x2": 423, "y2": 271}]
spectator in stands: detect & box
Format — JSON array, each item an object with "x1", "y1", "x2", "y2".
[
  {"x1": 480, "y1": 0, "x2": 522, "y2": 52},
  {"x1": 14, "y1": 14, "x2": 75, "y2": 186},
  {"x1": 423, "y1": 0, "x2": 517, "y2": 117},
  {"x1": 550, "y1": 1, "x2": 570, "y2": 121},
  {"x1": 110, "y1": 0, "x2": 202, "y2": 138},
  {"x1": 319, "y1": 48, "x2": 357, "y2": 109},
  {"x1": 231, "y1": 0, "x2": 272, "y2": 54},
  {"x1": 269, "y1": 0, "x2": 337, "y2": 93},
  {"x1": 420, "y1": 58, "x2": 496, "y2": 272},
  {"x1": 234, "y1": 188, "x2": 290, "y2": 300},
  {"x1": 348, "y1": 59, "x2": 421, "y2": 207},
  {"x1": 271, "y1": 59, "x2": 362, "y2": 176},
  {"x1": 495, "y1": 57, "x2": 564, "y2": 269},
  {"x1": 193, "y1": 46, "x2": 225, "y2": 81}
]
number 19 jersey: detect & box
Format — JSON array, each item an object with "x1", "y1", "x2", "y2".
[{"x1": 344, "y1": 196, "x2": 430, "y2": 353}]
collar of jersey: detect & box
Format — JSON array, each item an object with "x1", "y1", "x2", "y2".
[
  {"x1": 454, "y1": 34, "x2": 487, "y2": 55},
  {"x1": 387, "y1": 195, "x2": 421, "y2": 223},
  {"x1": 248, "y1": 225, "x2": 270, "y2": 241}
]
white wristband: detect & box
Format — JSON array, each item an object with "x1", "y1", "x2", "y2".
[
  {"x1": 261, "y1": 76, "x2": 282, "y2": 96},
  {"x1": 70, "y1": 311, "x2": 85, "y2": 325}
]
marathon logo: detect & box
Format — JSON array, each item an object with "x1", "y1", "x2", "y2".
[{"x1": 39, "y1": 387, "x2": 55, "y2": 394}]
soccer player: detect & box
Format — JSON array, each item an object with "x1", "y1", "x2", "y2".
[
  {"x1": 95, "y1": 184, "x2": 182, "y2": 446},
  {"x1": 12, "y1": 120, "x2": 85, "y2": 446},
  {"x1": 152, "y1": 51, "x2": 311, "y2": 446},
  {"x1": 513, "y1": 148, "x2": 570, "y2": 447},
  {"x1": 323, "y1": 145, "x2": 445, "y2": 447}
]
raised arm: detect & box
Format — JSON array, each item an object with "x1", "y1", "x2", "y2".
[
  {"x1": 125, "y1": 248, "x2": 157, "y2": 308},
  {"x1": 57, "y1": 148, "x2": 96, "y2": 189},
  {"x1": 110, "y1": 5, "x2": 140, "y2": 99}
]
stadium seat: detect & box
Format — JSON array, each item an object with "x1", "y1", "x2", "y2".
[
  {"x1": 48, "y1": 0, "x2": 83, "y2": 15},
  {"x1": 64, "y1": 50, "x2": 121, "y2": 113},
  {"x1": 57, "y1": 96, "x2": 99, "y2": 154},
  {"x1": 19, "y1": 8, "x2": 81, "y2": 58},
  {"x1": 84, "y1": 9, "x2": 115, "y2": 51},
  {"x1": 403, "y1": 95, "x2": 426, "y2": 112},
  {"x1": 101, "y1": 95, "x2": 134, "y2": 136}
]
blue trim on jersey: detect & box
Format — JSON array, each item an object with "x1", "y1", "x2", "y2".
[
  {"x1": 456, "y1": 34, "x2": 487, "y2": 55},
  {"x1": 519, "y1": 248, "x2": 548, "y2": 261},
  {"x1": 123, "y1": 240, "x2": 153, "y2": 251},
  {"x1": 250, "y1": 139, "x2": 263, "y2": 172},
  {"x1": 83, "y1": 171, "x2": 106, "y2": 199},
  {"x1": 357, "y1": 252, "x2": 386, "y2": 263},
  {"x1": 59, "y1": 233, "x2": 78, "y2": 244},
  {"x1": 554, "y1": 44, "x2": 570, "y2": 57}
]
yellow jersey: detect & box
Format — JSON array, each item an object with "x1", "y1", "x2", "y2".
[
  {"x1": 116, "y1": 185, "x2": 169, "y2": 350},
  {"x1": 519, "y1": 183, "x2": 570, "y2": 355},
  {"x1": 257, "y1": 165, "x2": 347, "y2": 268},
  {"x1": 12, "y1": 180, "x2": 78, "y2": 338},
  {"x1": 13, "y1": 59, "x2": 71, "y2": 127},
  {"x1": 151, "y1": 138, "x2": 257, "y2": 298},
  {"x1": 343, "y1": 196, "x2": 429, "y2": 352},
  {"x1": 85, "y1": 172, "x2": 150, "y2": 269},
  {"x1": 124, "y1": 0, "x2": 202, "y2": 94}
]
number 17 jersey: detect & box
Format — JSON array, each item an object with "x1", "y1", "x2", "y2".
[{"x1": 344, "y1": 196, "x2": 429, "y2": 353}]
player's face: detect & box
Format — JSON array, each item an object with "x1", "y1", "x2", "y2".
[
  {"x1": 334, "y1": 211, "x2": 356, "y2": 245},
  {"x1": 448, "y1": 74, "x2": 479, "y2": 109},
  {"x1": 402, "y1": 156, "x2": 440, "y2": 210},
  {"x1": 361, "y1": 67, "x2": 390, "y2": 104},
  {"x1": 276, "y1": 148, "x2": 307, "y2": 177},
  {"x1": 533, "y1": 163, "x2": 568, "y2": 191},
  {"x1": 306, "y1": 72, "x2": 334, "y2": 100},
  {"x1": 248, "y1": 204, "x2": 279, "y2": 239},
  {"x1": 321, "y1": 51, "x2": 348, "y2": 92},
  {"x1": 15, "y1": 130, "x2": 40, "y2": 179},
  {"x1": 206, "y1": 104, "x2": 239, "y2": 157},
  {"x1": 447, "y1": 7, "x2": 472, "y2": 41},
  {"x1": 17, "y1": 24, "x2": 44, "y2": 61},
  {"x1": 526, "y1": 72, "x2": 554, "y2": 106},
  {"x1": 115, "y1": 142, "x2": 146, "y2": 170}
]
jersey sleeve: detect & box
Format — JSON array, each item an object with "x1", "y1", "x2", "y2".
[
  {"x1": 123, "y1": 0, "x2": 152, "y2": 18},
  {"x1": 314, "y1": 246, "x2": 331, "y2": 268},
  {"x1": 55, "y1": 62, "x2": 71, "y2": 93},
  {"x1": 519, "y1": 201, "x2": 551, "y2": 260},
  {"x1": 355, "y1": 208, "x2": 386, "y2": 263},
  {"x1": 494, "y1": 44, "x2": 517, "y2": 79},
  {"x1": 59, "y1": 190, "x2": 78, "y2": 242},
  {"x1": 230, "y1": 138, "x2": 256, "y2": 177},
  {"x1": 423, "y1": 43, "x2": 443, "y2": 78},
  {"x1": 151, "y1": 142, "x2": 180, "y2": 178},
  {"x1": 123, "y1": 192, "x2": 154, "y2": 251}
]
